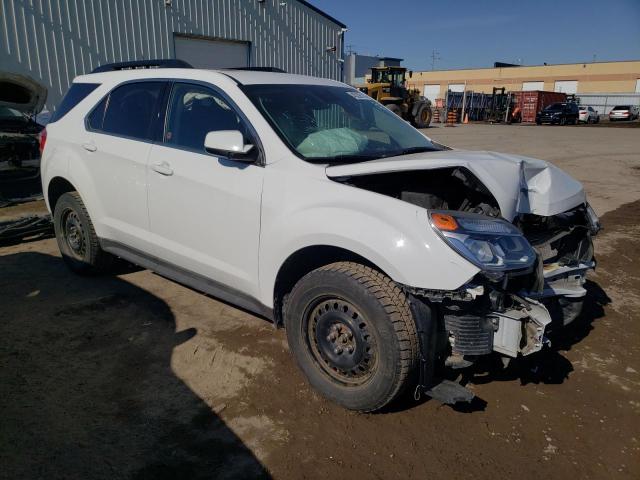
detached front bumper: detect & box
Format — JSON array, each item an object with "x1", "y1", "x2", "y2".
[{"x1": 407, "y1": 257, "x2": 596, "y2": 361}]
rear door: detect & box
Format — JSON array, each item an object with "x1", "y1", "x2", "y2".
[
  {"x1": 146, "y1": 81, "x2": 264, "y2": 298},
  {"x1": 84, "y1": 80, "x2": 167, "y2": 250}
]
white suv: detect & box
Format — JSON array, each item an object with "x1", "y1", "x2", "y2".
[{"x1": 41, "y1": 61, "x2": 600, "y2": 411}]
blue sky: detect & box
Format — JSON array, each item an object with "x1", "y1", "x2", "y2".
[{"x1": 313, "y1": 0, "x2": 640, "y2": 70}]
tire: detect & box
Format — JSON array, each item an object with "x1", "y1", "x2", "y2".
[
  {"x1": 385, "y1": 103, "x2": 402, "y2": 117},
  {"x1": 413, "y1": 104, "x2": 432, "y2": 128},
  {"x1": 53, "y1": 192, "x2": 114, "y2": 274},
  {"x1": 284, "y1": 262, "x2": 418, "y2": 412}
]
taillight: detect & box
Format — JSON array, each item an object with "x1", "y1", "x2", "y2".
[{"x1": 39, "y1": 128, "x2": 47, "y2": 155}]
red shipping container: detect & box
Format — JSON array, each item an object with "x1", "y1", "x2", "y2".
[{"x1": 513, "y1": 91, "x2": 567, "y2": 123}]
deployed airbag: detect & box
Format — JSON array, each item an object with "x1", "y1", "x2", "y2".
[{"x1": 297, "y1": 128, "x2": 367, "y2": 158}]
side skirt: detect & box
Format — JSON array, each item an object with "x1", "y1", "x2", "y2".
[{"x1": 101, "y1": 239, "x2": 274, "y2": 321}]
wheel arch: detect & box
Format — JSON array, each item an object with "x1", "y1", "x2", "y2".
[
  {"x1": 47, "y1": 176, "x2": 78, "y2": 213},
  {"x1": 272, "y1": 245, "x2": 390, "y2": 327}
]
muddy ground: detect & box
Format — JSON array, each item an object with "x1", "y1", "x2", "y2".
[{"x1": 1, "y1": 124, "x2": 639, "y2": 479}]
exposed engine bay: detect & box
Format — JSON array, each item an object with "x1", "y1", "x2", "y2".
[{"x1": 338, "y1": 166, "x2": 599, "y2": 366}]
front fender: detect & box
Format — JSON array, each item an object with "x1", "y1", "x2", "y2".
[{"x1": 258, "y1": 169, "x2": 479, "y2": 307}]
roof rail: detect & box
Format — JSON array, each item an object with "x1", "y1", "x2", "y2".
[
  {"x1": 227, "y1": 67, "x2": 287, "y2": 73},
  {"x1": 91, "y1": 59, "x2": 193, "y2": 73}
]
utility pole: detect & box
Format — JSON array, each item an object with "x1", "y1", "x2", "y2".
[{"x1": 430, "y1": 49, "x2": 441, "y2": 71}]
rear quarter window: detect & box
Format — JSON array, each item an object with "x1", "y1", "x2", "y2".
[{"x1": 49, "y1": 83, "x2": 100, "y2": 123}]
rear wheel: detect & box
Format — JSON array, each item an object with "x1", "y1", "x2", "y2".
[
  {"x1": 53, "y1": 192, "x2": 114, "y2": 274},
  {"x1": 284, "y1": 262, "x2": 418, "y2": 412},
  {"x1": 413, "y1": 104, "x2": 432, "y2": 128}
]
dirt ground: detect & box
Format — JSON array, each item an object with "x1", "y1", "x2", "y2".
[{"x1": 1, "y1": 124, "x2": 639, "y2": 479}]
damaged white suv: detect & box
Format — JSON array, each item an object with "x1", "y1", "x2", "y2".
[{"x1": 41, "y1": 61, "x2": 600, "y2": 411}]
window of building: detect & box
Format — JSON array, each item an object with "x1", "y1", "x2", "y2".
[
  {"x1": 554, "y1": 80, "x2": 578, "y2": 94},
  {"x1": 522, "y1": 81, "x2": 544, "y2": 91}
]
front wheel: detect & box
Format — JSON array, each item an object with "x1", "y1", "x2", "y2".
[{"x1": 284, "y1": 262, "x2": 418, "y2": 412}]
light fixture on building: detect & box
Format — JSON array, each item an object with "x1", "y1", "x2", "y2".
[{"x1": 164, "y1": 0, "x2": 172, "y2": 6}]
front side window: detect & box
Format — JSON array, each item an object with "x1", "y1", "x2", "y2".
[
  {"x1": 164, "y1": 83, "x2": 249, "y2": 152},
  {"x1": 242, "y1": 84, "x2": 438, "y2": 163},
  {"x1": 89, "y1": 81, "x2": 164, "y2": 141}
]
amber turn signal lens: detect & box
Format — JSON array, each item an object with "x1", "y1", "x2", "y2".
[{"x1": 431, "y1": 213, "x2": 458, "y2": 231}]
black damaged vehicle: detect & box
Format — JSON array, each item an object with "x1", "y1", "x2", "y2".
[{"x1": 0, "y1": 72, "x2": 46, "y2": 202}]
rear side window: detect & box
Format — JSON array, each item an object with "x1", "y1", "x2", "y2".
[
  {"x1": 88, "y1": 81, "x2": 165, "y2": 141},
  {"x1": 50, "y1": 83, "x2": 99, "y2": 123}
]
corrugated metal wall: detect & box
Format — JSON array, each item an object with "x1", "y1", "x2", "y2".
[{"x1": 1, "y1": 0, "x2": 345, "y2": 110}]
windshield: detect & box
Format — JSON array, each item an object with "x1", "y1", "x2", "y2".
[
  {"x1": 612, "y1": 105, "x2": 630, "y2": 110},
  {"x1": 242, "y1": 84, "x2": 439, "y2": 163},
  {"x1": 544, "y1": 103, "x2": 564, "y2": 111}
]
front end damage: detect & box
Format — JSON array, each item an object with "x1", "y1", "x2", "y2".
[
  {"x1": 327, "y1": 151, "x2": 600, "y2": 402},
  {"x1": 407, "y1": 203, "x2": 599, "y2": 366}
]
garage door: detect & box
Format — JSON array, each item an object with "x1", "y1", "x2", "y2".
[
  {"x1": 554, "y1": 80, "x2": 578, "y2": 94},
  {"x1": 522, "y1": 81, "x2": 544, "y2": 91},
  {"x1": 448, "y1": 83, "x2": 465, "y2": 92},
  {"x1": 174, "y1": 35, "x2": 249, "y2": 69},
  {"x1": 423, "y1": 84, "x2": 440, "y2": 102}
]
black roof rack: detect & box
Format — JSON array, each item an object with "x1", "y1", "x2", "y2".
[
  {"x1": 226, "y1": 67, "x2": 286, "y2": 73},
  {"x1": 91, "y1": 59, "x2": 193, "y2": 73}
]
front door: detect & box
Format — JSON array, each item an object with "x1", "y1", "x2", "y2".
[{"x1": 147, "y1": 82, "x2": 264, "y2": 298}]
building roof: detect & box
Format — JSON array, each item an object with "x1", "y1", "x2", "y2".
[
  {"x1": 297, "y1": 1, "x2": 347, "y2": 28},
  {"x1": 418, "y1": 59, "x2": 640, "y2": 73}
]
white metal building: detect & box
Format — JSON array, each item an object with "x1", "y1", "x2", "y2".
[{"x1": 0, "y1": 0, "x2": 347, "y2": 110}]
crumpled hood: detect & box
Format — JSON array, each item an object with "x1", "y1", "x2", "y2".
[
  {"x1": 0, "y1": 72, "x2": 47, "y2": 114},
  {"x1": 325, "y1": 150, "x2": 586, "y2": 220}
]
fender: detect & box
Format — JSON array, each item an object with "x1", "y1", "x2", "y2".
[
  {"x1": 257, "y1": 167, "x2": 479, "y2": 308},
  {"x1": 42, "y1": 133, "x2": 107, "y2": 238}
]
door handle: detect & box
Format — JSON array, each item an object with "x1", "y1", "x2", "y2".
[
  {"x1": 151, "y1": 161, "x2": 173, "y2": 176},
  {"x1": 82, "y1": 141, "x2": 97, "y2": 152}
]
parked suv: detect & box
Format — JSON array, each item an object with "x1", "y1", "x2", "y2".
[
  {"x1": 536, "y1": 102, "x2": 579, "y2": 125},
  {"x1": 41, "y1": 61, "x2": 600, "y2": 411}
]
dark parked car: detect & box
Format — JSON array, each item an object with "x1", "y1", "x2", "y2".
[{"x1": 536, "y1": 102, "x2": 579, "y2": 125}]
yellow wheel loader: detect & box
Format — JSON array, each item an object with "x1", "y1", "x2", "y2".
[{"x1": 357, "y1": 66, "x2": 432, "y2": 128}]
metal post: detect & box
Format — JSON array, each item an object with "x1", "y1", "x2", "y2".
[{"x1": 461, "y1": 82, "x2": 467, "y2": 124}]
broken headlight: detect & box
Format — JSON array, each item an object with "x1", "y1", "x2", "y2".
[
  {"x1": 429, "y1": 211, "x2": 536, "y2": 271},
  {"x1": 585, "y1": 203, "x2": 601, "y2": 234}
]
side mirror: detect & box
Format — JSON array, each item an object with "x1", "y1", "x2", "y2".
[
  {"x1": 409, "y1": 70, "x2": 413, "y2": 78},
  {"x1": 204, "y1": 130, "x2": 254, "y2": 160}
]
